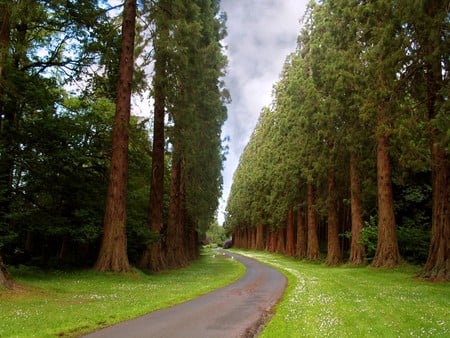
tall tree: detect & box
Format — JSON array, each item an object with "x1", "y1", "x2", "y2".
[
  {"x1": 139, "y1": 0, "x2": 169, "y2": 272},
  {"x1": 0, "y1": 1, "x2": 12, "y2": 288},
  {"x1": 306, "y1": 183, "x2": 320, "y2": 260},
  {"x1": 361, "y1": 1, "x2": 402, "y2": 268},
  {"x1": 94, "y1": 0, "x2": 136, "y2": 272},
  {"x1": 404, "y1": 0, "x2": 450, "y2": 281}
]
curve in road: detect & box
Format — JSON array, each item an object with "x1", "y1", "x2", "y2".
[{"x1": 83, "y1": 250, "x2": 286, "y2": 338}]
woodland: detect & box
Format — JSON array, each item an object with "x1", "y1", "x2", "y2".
[
  {"x1": 0, "y1": 0, "x2": 228, "y2": 288},
  {"x1": 225, "y1": 0, "x2": 449, "y2": 282}
]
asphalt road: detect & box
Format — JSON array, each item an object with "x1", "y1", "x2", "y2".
[{"x1": 83, "y1": 250, "x2": 286, "y2": 338}]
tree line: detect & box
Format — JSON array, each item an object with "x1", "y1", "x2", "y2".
[
  {"x1": 0, "y1": 0, "x2": 228, "y2": 287},
  {"x1": 225, "y1": 0, "x2": 449, "y2": 282}
]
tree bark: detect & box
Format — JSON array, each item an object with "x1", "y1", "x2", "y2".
[
  {"x1": 415, "y1": 0, "x2": 450, "y2": 282},
  {"x1": 307, "y1": 183, "x2": 320, "y2": 260},
  {"x1": 295, "y1": 208, "x2": 307, "y2": 259},
  {"x1": 0, "y1": 3, "x2": 13, "y2": 218},
  {"x1": 349, "y1": 152, "x2": 366, "y2": 265},
  {"x1": 372, "y1": 132, "x2": 400, "y2": 268},
  {"x1": 267, "y1": 230, "x2": 276, "y2": 252},
  {"x1": 423, "y1": 145, "x2": 450, "y2": 281},
  {"x1": 325, "y1": 170, "x2": 342, "y2": 265},
  {"x1": 166, "y1": 158, "x2": 187, "y2": 268},
  {"x1": 139, "y1": 21, "x2": 167, "y2": 271},
  {"x1": 285, "y1": 209, "x2": 296, "y2": 257},
  {"x1": 255, "y1": 224, "x2": 265, "y2": 250},
  {"x1": 275, "y1": 226, "x2": 285, "y2": 254},
  {"x1": 94, "y1": 0, "x2": 136, "y2": 272},
  {"x1": 0, "y1": 255, "x2": 13, "y2": 289}
]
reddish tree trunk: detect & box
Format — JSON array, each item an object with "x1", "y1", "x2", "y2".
[
  {"x1": 255, "y1": 224, "x2": 265, "y2": 250},
  {"x1": 349, "y1": 152, "x2": 366, "y2": 265},
  {"x1": 232, "y1": 231, "x2": 238, "y2": 248},
  {"x1": 0, "y1": 4, "x2": 13, "y2": 219},
  {"x1": 295, "y1": 208, "x2": 307, "y2": 259},
  {"x1": 166, "y1": 159, "x2": 187, "y2": 269},
  {"x1": 372, "y1": 132, "x2": 400, "y2": 268},
  {"x1": 307, "y1": 183, "x2": 320, "y2": 260},
  {"x1": 241, "y1": 228, "x2": 248, "y2": 249},
  {"x1": 275, "y1": 227, "x2": 285, "y2": 254},
  {"x1": 139, "y1": 25, "x2": 167, "y2": 271},
  {"x1": 423, "y1": 145, "x2": 450, "y2": 281},
  {"x1": 0, "y1": 256, "x2": 13, "y2": 289},
  {"x1": 267, "y1": 231, "x2": 276, "y2": 252},
  {"x1": 325, "y1": 170, "x2": 342, "y2": 265},
  {"x1": 419, "y1": 0, "x2": 449, "y2": 282},
  {"x1": 285, "y1": 209, "x2": 296, "y2": 257},
  {"x1": 94, "y1": 0, "x2": 136, "y2": 272}
]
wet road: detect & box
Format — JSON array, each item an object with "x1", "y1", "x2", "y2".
[{"x1": 83, "y1": 250, "x2": 286, "y2": 338}]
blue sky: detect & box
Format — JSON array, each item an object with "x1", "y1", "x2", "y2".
[{"x1": 218, "y1": 0, "x2": 308, "y2": 224}]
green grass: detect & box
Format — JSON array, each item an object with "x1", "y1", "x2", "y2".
[
  {"x1": 233, "y1": 250, "x2": 450, "y2": 338},
  {"x1": 0, "y1": 249, "x2": 245, "y2": 337}
]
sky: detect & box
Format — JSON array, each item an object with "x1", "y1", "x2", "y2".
[{"x1": 217, "y1": 0, "x2": 309, "y2": 224}]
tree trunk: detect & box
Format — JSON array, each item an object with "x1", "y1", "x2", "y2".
[
  {"x1": 423, "y1": 145, "x2": 450, "y2": 281},
  {"x1": 372, "y1": 132, "x2": 400, "y2": 268},
  {"x1": 94, "y1": 0, "x2": 136, "y2": 272},
  {"x1": 349, "y1": 152, "x2": 366, "y2": 265},
  {"x1": 275, "y1": 226, "x2": 285, "y2": 254},
  {"x1": 307, "y1": 183, "x2": 320, "y2": 260},
  {"x1": 418, "y1": 0, "x2": 449, "y2": 282},
  {"x1": 0, "y1": 4, "x2": 13, "y2": 219},
  {"x1": 139, "y1": 31, "x2": 167, "y2": 271},
  {"x1": 325, "y1": 170, "x2": 342, "y2": 265},
  {"x1": 295, "y1": 208, "x2": 307, "y2": 259},
  {"x1": 285, "y1": 209, "x2": 296, "y2": 257},
  {"x1": 166, "y1": 158, "x2": 187, "y2": 268},
  {"x1": 255, "y1": 224, "x2": 265, "y2": 250},
  {"x1": 267, "y1": 230, "x2": 276, "y2": 252},
  {"x1": 0, "y1": 255, "x2": 13, "y2": 289}
]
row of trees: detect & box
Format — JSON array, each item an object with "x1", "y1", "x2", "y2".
[
  {"x1": 0, "y1": 0, "x2": 228, "y2": 287},
  {"x1": 225, "y1": 0, "x2": 449, "y2": 281}
]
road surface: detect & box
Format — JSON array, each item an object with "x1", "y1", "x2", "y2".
[{"x1": 83, "y1": 250, "x2": 286, "y2": 338}]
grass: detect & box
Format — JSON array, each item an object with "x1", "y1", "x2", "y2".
[
  {"x1": 0, "y1": 249, "x2": 245, "y2": 337},
  {"x1": 233, "y1": 250, "x2": 450, "y2": 338}
]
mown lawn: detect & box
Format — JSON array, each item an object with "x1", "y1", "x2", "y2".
[
  {"x1": 0, "y1": 249, "x2": 245, "y2": 338},
  {"x1": 234, "y1": 250, "x2": 449, "y2": 338}
]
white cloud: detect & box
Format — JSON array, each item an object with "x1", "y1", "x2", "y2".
[{"x1": 218, "y1": 0, "x2": 309, "y2": 224}]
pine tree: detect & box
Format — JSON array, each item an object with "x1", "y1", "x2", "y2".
[{"x1": 94, "y1": 0, "x2": 136, "y2": 272}]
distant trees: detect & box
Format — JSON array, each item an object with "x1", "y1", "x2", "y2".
[{"x1": 225, "y1": 0, "x2": 449, "y2": 281}]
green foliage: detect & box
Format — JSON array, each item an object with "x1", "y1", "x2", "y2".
[
  {"x1": 205, "y1": 221, "x2": 227, "y2": 246},
  {"x1": 160, "y1": 0, "x2": 228, "y2": 232}
]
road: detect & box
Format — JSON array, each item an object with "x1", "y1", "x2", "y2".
[{"x1": 83, "y1": 250, "x2": 286, "y2": 338}]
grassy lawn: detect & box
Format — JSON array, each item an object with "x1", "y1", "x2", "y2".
[
  {"x1": 234, "y1": 250, "x2": 450, "y2": 338},
  {"x1": 0, "y1": 249, "x2": 245, "y2": 337}
]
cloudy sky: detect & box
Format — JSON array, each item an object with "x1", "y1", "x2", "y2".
[{"x1": 217, "y1": 0, "x2": 309, "y2": 224}]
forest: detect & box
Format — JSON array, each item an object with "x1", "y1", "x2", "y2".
[
  {"x1": 0, "y1": 0, "x2": 228, "y2": 288},
  {"x1": 225, "y1": 0, "x2": 449, "y2": 282}
]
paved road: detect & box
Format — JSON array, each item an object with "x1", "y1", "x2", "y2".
[{"x1": 83, "y1": 250, "x2": 286, "y2": 338}]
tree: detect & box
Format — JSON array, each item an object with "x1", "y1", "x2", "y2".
[
  {"x1": 94, "y1": 0, "x2": 136, "y2": 272},
  {"x1": 359, "y1": 1, "x2": 403, "y2": 268},
  {"x1": 139, "y1": 0, "x2": 170, "y2": 272},
  {"x1": 402, "y1": 0, "x2": 450, "y2": 281},
  {"x1": 0, "y1": 255, "x2": 12, "y2": 289},
  {"x1": 163, "y1": 0, "x2": 228, "y2": 268}
]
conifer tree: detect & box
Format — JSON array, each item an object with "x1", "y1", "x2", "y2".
[{"x1": 94, "y1": 0, "x2": 136, "y2": 272}]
